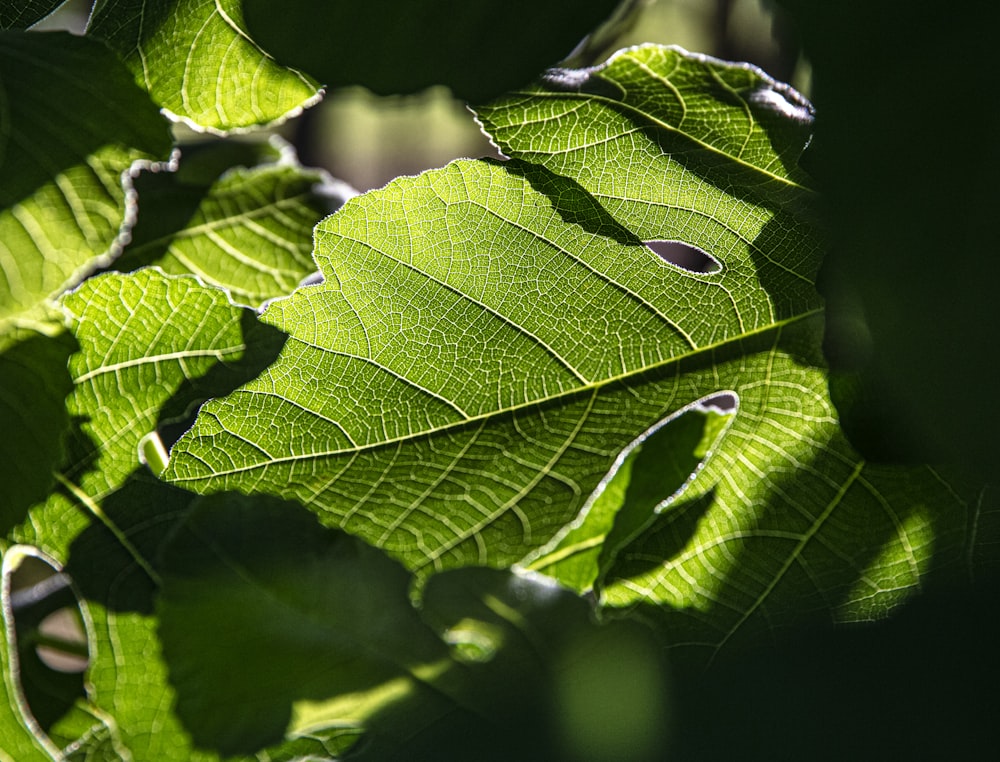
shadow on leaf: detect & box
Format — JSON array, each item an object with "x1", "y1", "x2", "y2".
[{"x1": 0, "y1": 328, "x2": 78, "y2": 535}]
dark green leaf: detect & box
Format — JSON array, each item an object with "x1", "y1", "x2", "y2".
[
  {"x1": 0, "y1": 1, "x2": 69, "y2": 29},
  {"x1": 242, "y1": 0, "x2": 620, "y2": 101},
  {"x1": 0, "y1": 308, "x2": 76, "y2": 534}
]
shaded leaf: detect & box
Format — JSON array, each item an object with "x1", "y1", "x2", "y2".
[
  {"x1": 156, "y1": 494, "x2": 453, "y2": 757},
  {"x1": 87, "y1": 0, "x2": 321, "y2": 131},
  {"x1": 522, "y1": 400, "x2": 733, "y2": 593},
  {"x1": 420, "y1": 567, "x2": 672, "y2": 762},
  {"x1": 0, "y1": 30, "x2": 172, "y2": 324},
  {"x1": 2, "y1": 270, "x2": 285, "y2": 759},
  {"x1": 775, "y1": 1, "x2": 1000, "y2": 481},
  {"x1": 157, "y1": 495, "x2": 669, "y2": 760},
  {"x1": 1, "y1": 549, "x2": 77, "y2": 761},
  {"x1": 242, "y1": 0, "x2": 619, "y2": 102},
  {"x1": 0, "y1": 1, "x2": 69, "y2": 29}
]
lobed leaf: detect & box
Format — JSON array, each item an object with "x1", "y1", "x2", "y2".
[{"x1": 168, "y1": 45, "x2": 994, "y2": 652}]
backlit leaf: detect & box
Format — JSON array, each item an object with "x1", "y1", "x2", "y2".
[
  {"x1": 87, "y1": 0, "x2": 321, "y2": 132},
  {"x1": 0, "y1": 30, "x2": 172, "y2": 325},
  {"x1": 167, "y1": 46, "x2": 994, "y2": 651}
]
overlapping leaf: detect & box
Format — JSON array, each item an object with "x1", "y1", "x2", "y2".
[
  {"x1": 0, "y1": 0, "x2": 67, "y2": 29},
  {"x1": 167, "y1": 45, "x2": 993, "y2": 650},
  {"x1": 87, "y1": 0, "x2": 321, "y2": 132},
  {"x1": 241, "y1": 0, "x2": 619, "y2": 101},
  {"x1": 475, "y1": 46, "x2": 993, "y2": 645},
  {"x1": 0, "y1": 30, "x2": 172, "y2": 325},
  {"x1": 2, "y1": 270, "x2": 284, "y2": 759},
  {"x1": 115, "y1": 139, "x2": 346, "y2": 306}
]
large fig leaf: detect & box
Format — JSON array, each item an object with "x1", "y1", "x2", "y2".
[
  {"x1": 167, "y1": 45, "x2": 994, "y2": 647},
  {"x1": 87, "y1": 0, "x2": 320, "y2": 132}
]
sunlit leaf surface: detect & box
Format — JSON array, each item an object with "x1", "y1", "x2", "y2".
[
  {"x1": 168, "y1": 46, "x2": 994, "y2": 651},
  {"x1": 116, "y1": 140, "x2": 342, "y2": 306},
  {"x1": 87, "y1": 0, "x2": 321, "y2": 131}
]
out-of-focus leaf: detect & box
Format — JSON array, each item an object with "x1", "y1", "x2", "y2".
[
  {"x1": 0, "y1": 31, "x2": 172, "y2": 324},
  {"x1": 156, "y1": 494, "x2": 454, "y2": 757},
  {"x1": 87, "y1": 0, "x2": 321, "y2": 132},
  {"x1": 241, "y1": 0, "x2": 619, "y2": 101},
  {"x1": 775, "y1": 1, "x2": 999, "y2": 481},
  {"x1": 420, "y1": 567, "x2": 672, "y2": 761}
]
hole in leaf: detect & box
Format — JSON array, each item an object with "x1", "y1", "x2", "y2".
[
  {"x1": 699, "y1": 392, "x2": 737, "y2": 413},
  {"x1": 3, "y1": 548, "x2": 90, "y2": 734},
  {"x1": 644, "y1": 240, "x2": 720, "y2": 273}
]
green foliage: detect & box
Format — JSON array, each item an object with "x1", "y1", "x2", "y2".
[
  {"x1": 1, "y1": 2, "x2": 996, "y2": 760},
  {"x1": 241, "y1": 0, "x2": 620, "y2": 101},
  {"x1": 88, "y1": 0, "x2": 321, "y2": 131}
]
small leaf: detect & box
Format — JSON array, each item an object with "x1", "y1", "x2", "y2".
[
  {"x1": 58, "y1": 269, "x2": 284, "y2": 499},
  {"x1": 87, "y1": 0, "x2": 321, "y2": 131}
]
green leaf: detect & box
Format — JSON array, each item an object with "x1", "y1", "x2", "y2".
[
  {"x1": 2, "y1": 270, "x2": 285, "y2": 759},
  {"x1": 420, "y1": 567, "x2": 672, "y2": 761},
  {"x1": 156, "y1": 494, "x2": 453, "y2": 757},
  {"x1": 87, "y1": 0, "x2": 321, "y2": 132},
  {"x1": 167, "y1": 44, "x2": 993, "y2": 649},
  {"x1": 241, "y1": 0, "x2": 619, "y2": 101},
  {"x1": 0, "y1": 306, "x2": 77, "y2": 535},
  {"x1": 157, "y1": 494, "x2": 669, "y2": 760},
  {"x1": 114, "y1": 139, "x2": 346, "y2": 306},
  {"x1": 0, "y1": 30, "x2": 173, "y2": 325},
  {"x1": 0, "y1": 1, "x2": 69, "y2": 29},
  {"x1": 522, "y1": 401, "x2": 733, "y2": 594},
  {"x1": 56, "y1": 269, "x2": 284, "y2": 503}
]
